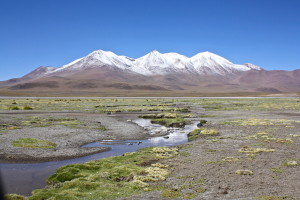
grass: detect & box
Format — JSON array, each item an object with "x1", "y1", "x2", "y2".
[
  {"x1": 235, "y1": 170, "x2": 254, "y2": 175},
  {"x1": 187, "y1": 128, "x2": 219, "y2": 141},
  {"x1": 221, "y1": 118, "x2": 299, "y2": 126},
  {"x1": 150, "y1": 118, "x2": 189, "y2": 127},
  {"x1": 246, "y1": 131, "x2": 294, "y2": 144},
  {"x1": 160, "y1": 176, "x2": 206, "y2": 199},
  {"x1": 9, "y1": 106, "x2": 20, "y2": 110},
  {"x1": 4, "y1": 194, "x2": 27, "y2": 200},
  {"x1": 282, "y1": 160, "x2": 298, "y2": 167},
  {"x1": 23, "y1": 105, "x2": 33, "y2": 110},
  {"x1": 138, "y1": 112, "x2": 192, "y2": 119},
  {"x1": 18, "y1": 147, "x2": 179, "y2": 200},
  {"x1": 1, "y1": 98, "x2": 300, "y2": 112},
  {"x1": 138, "y1": 112, "x2": 192, "y2": 127},
  {"x1": 239, "y1": 146, "x2": 275, "y2": 153},
  {"x1": 19, "y1": 116, "x2": 107, "y2": 130},
  {"x1": 12, "y1": 138, "x2": 57, "y2": 148}
]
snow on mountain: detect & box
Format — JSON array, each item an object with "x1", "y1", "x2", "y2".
[
  {"x1": 243, "y1": 63, "x2": 262, "y2": 70},
  {"x1": 40, "y1": 50, "x2": 261, "y2": 77},
  {"x1": 190, "y1": 51, "x2": 259, "y2": 75}
]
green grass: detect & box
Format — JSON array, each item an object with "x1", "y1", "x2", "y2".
[
  {"x1": 150, "y1": 118, "x2": 189, "y2": 127},
  {"x1": 24, "y1": 147, "x2": 178, "y2": 200},
  {"x1": 12, "y1": 138, "x2": 57, "y2": 148},
  {"x1": 1, "y1": 98, "x2": 300, "y2": 112},
  {"x1": 221, "y1": 118, "x2": 299, "y2": 126},
  {"x1": 19, "y1": 116, "x2": 107, "y2": 130},
  {"x1": 4, "y1": 194, "x2": 27, "y2": 200},
  {"x1": 187, "y1": 129, "x2": 219, "y2": 141},
  {"x1": 9, "y1": 106, "x2": 20, "y2": 110},
  {"x1": 0, "y1": 98, "x2": 191, "y2": 113},
  {"x1": 23, "y1": 105, "x2": 33, "y2": 110},
  {"x1": 138, "y1": 112, "x2": 192, "y2": 119}
]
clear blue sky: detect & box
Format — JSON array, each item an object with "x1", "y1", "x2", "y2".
[{"x1": 1, "y1": 0, "x2": 300, "y2": 81}]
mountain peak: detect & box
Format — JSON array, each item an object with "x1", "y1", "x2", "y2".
[
  {"x1": 150, "y1": 50, "x2": 160, "y2": 53},
  {"x1": 15, "y1": 50, "x2": 263, "y2": 80}
]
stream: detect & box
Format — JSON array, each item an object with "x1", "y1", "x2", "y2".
[{"x1": 0, "y1": 118, "x2": 198, "y2": 196}]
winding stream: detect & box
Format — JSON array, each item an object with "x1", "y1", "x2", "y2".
[{"x1": 0, "y1": 119, "x2": 198, "y2": 196}]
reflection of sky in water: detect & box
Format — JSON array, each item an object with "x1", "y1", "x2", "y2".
[
  {"x1": 84, "y1": 118, "x2": 198, "y2": 148},
  {"x1": 148, "y1": 122, "x2": 198, "y2": 146},
  {"x1": 134, "y1": 118, "x2": 198, "y2": 146}
]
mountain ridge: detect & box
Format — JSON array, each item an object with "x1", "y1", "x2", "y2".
[
  {"x1": 28, "y1": 50, "x2": 262, "y2": 79},
  {"x1": 0, "y1": 50, "x2": 299, "y2": 96}
]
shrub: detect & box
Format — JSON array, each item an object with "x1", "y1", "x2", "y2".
[
  {"x1": 10, "y1": 106, "x2": 20, "y2": 110},
  {"x1": 23, "y1": 105, "x2": 33, "y2": 110}
]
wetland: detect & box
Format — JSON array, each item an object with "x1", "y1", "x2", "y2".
[{"x1": 0, "y1": 97, "x2": 300, "y2": 200}]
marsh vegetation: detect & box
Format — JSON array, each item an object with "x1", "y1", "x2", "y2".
[{"x1": 1, "y1": 97, "x2": 300, "y2": 199}]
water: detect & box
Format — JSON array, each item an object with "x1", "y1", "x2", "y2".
[{"x1": 0, "y1": 119, "x2": 198, "y2": 196}]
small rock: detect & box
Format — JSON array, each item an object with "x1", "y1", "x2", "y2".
[{"x1": 197, "y1": 123, "x2": 203, "y2": 127}]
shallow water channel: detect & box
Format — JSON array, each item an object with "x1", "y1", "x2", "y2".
[{"x1": 0, "y1": 119, "x2": 198, "y2": 196}]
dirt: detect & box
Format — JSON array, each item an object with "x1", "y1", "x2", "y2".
[
  {"x1": 0, "y1": 112, "x2": 146, "y2": 163},
  {"x1": 1, "y1": 104, "x2": 300, "y2": 199},
  {"x1": 118, "y1": 109, "x2": 300, "y2": 200}
]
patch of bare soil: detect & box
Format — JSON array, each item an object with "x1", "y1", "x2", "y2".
[
  {"x1": 119, "y1": 110, "x2": 300, "y2": 200},
  {"x1": 0, "y1": 112, "x2": 146, "y2": 163}
]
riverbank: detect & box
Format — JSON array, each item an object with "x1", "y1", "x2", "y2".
[
  {"x1": 2, "y1": 97, "x2": 300, "y2": 199},
  {"x1": 0, "y1": 112, "x2": 147, "y2": 163}
]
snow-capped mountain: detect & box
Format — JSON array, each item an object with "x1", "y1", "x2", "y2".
[
  {"x1": 39, "y1": 50, "x2": 261, "y2": 78},
  {"x1": 1, "y1": 49, "x2": 299, "y2": 96}
]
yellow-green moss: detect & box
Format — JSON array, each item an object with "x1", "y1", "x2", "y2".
[
  {"x1": 24, "y1": 147, "x2": 178, "y2": 200},
  {"x1": 235, "y1": 170, "x2": 253, "y2": 175},
  {"x1": 188, "y1": 128, "x2": 219, "y2": 141},
  {"x1": 4, "y1": 194, "x2": 27, "y2": 200},
  {"x1": 239, "y1": 146, "x2": 275, "y2": 154},
  {"x1": 12, "y1": 138, "x2": 57, "y2": 149}
]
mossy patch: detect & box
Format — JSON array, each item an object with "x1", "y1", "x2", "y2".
[
  {"x1": 222, "y1": 118, "x2": 298, "y2": 126},
  {"x1": 282, "y1": 160, "x2": 298, "y2": 167},
  {"x1": 246, "y1": 131, "x2": 293, "y2": 144},
  {"x1": 12, "y1": 138, "x2": 57, "y2": 148},
  {"x1": 4, "y1": 194, "x2": 27, "y2": 200},
  {"x1": 19, "y1": 116, "x2": 106, "y2": 130},
  {"x1": 239, "y1": 146, "x2": 275, "y2": 154},
  {"x1": 23, "y1": 105, "x2": 33, "y2": 110},
  {"x1": 150, "y1": 118, "x2": 189, "y2": 127},
  {"x1": 161, "y1": 189, "x2": 182, "y2": 199},
  {"x1": 139, "y1": 112, "x2": 192, "y2": 119},
  {"x1": 188, "y1": 128, "x2": 219, "y2": 141},
  {"x1": 235, "y1": 170, "x2": 253, "y2": 175},
  {"x1": 9, "y1": 106, "x2": 20, "y2": 110},
  {"x1": 25, "y1": 147, "x2": 178, "y2": 200}
]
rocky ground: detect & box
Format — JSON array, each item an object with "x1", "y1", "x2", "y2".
[
  {"x1": 0, "y1": 112, "x2": 146, "y2": 162},
  {"x1": 1, "y1": 98, "x2": 300, "y2": 199},
  {"x1": 119, "y1": 110, "x2": 300, "y2": 200}
]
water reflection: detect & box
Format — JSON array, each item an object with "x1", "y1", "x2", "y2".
[{"x1": 0, "y1": 118, "x2": 197, "y2": 196}]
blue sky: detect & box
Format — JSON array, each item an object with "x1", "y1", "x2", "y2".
[{"x1": 1, "y1": 0, "x2": 300, "y2": 81}]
